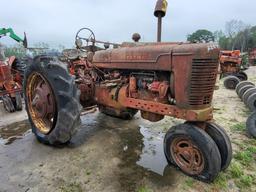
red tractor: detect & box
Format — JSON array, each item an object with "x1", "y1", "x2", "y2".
[
  {"x1": 0, "y1": 27, "x2": 27, "y2": 112},
  {"x1": 220, "y1": 50, "x2": 248, "y2": 89},
  {"x1": 0, "y1": 52, "x2": 24, "y2": 112},
  {"x1": 24, "y1": 27, "x2": 232, "y2": 182}
]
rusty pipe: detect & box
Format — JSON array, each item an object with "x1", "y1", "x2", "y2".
[{"x1": 157, "y1": 16, "x2": 162, "y2": 42}]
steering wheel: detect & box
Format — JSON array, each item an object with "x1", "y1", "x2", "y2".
[{"x1": 75, "y1": 28, "x2": 96, "y2": 51}]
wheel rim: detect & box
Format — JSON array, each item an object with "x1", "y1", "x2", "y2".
[
  {"x1": 170, "y1": 137, "x2": 205, "y2": 175},
  {"x1": 26, "y1": 72, "x2": 56, "y2": 134}
]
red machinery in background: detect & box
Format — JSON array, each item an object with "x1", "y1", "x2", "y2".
[
  {"x1": 220, "y1": 50, "x2": 248, "y2": 89},
  {"x1": 0, "y1": 27, "x2": 27, "y2": 112},
  {"x1": 249, "y1": 48, "x2": 256, "y2": 66},
  {"x1": 0, "y1": 56, "x2": 23, "y2": 112}
]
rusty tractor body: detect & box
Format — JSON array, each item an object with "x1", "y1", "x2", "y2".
[
  {"x1": 0, "y1": 55, "x2": 23, "y2": 112},
  {"x1": 220, "y1": 50, "x2": 248, "y2": 89},
  {"x1": 24, "y1": 28, "x2": 232, "y2": 183},
  {"x1": 249, "y1": 48, "x2": 256, "y2": 66}
]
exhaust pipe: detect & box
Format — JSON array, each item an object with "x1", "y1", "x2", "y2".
[{"x1": 154, "y1": 0, "x2": 168, "y2": 42}]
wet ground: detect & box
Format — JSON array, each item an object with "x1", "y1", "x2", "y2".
[
  {"x1": 0, "y1": 67, "x2": 256, "y2": 192},
  {"x1": 0, "y1": 109, "x2": 185, "y2": 192}
]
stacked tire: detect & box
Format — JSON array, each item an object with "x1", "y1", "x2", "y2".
[
  {"x1": 235, "y1": 81, "x2": 256, "y2": 138},
  {"x1": 223, "y1": 76, "x2": 241, "y2": 90},
  {"x1": 236, "y1": 81, "x2": 256, "y2": 111}
]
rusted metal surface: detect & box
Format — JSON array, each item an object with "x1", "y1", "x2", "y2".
[
  {"x1": 249, "y1": 48, "x2": 256, "y2": 66},
  {"x1": 95, "y1": 85, "x2": 213, "y2": 122},
  {"x1": 0, "y1": 60, "x2": 22, "y2": 98},
  {"x1": 219, "y1": 50, "x2": 242, "y2": 74},
  {"x1": 62, "y1": 34, "x2": 219, "y2": 122},
  {"x1": 26, "y1": 72, "x2": 56, "y2": 134},
  {"x1": 170, "y1": 137, "x2": 205, "y2": 175}
]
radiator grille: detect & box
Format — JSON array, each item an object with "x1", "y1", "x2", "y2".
[{"x1": 189, "y1": 58, "x2": 218, "y2": 106}]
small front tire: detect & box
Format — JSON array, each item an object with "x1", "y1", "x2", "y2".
[{"x1": 164, "y1": 124, "x2": 221, "y2": 182}]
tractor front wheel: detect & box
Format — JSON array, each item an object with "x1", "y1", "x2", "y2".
[
  {"x1": 185, "y1": 122, "x2": 232, "y2": 171},
  {"x1": 24, "y1": 55, "x2": 82, "y2": 145},
  {"x1": 164, "y1": 123, "x2": 221, "y2": 182}
]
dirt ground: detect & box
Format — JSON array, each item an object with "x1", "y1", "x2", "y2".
[{"x1": 0, "y1": 67, "x2": 256, "y2": 192}]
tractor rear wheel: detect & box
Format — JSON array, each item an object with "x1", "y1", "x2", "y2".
[
  {"x1": 2, "y1": 95, "x2": 15, "y2": 113},
  {"x1": 164, "y1": 123, "x2": 221, "y2": 182},
  {"x1": 246, "y1": 112, "x2": 256, "y2": 138},
  {"x1": 24, "y1": 55, "x2": 82, "y2": 145},
  {"x1": 223, "y1": 76, "x2": 240, "y2": 89}
]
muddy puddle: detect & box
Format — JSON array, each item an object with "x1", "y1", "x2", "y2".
[
  {"x1": 0, "y1": 120, "x2": 31, "y2": 145},
  {"x1": 117, "y1": 123, "x2": 181, "y2": 191},
  {"x1": 76, "y1": 112, "x2": 182, "y2": 191}
]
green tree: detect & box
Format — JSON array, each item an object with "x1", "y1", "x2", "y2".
[
  {"x1": 248, "y1": 26, "x2": 256, "y2": 50},
  {"x1": 187, "y1": 29, "x2": 215, "y2": 43}
]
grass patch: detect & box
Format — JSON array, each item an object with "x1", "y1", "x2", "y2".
[
  {"x1": 184, "y1": 178, "x2": 195, "y2": 188},
  {"x1": 231, "y1": 122, "x2": 246, "y2": 132},
  {"x1": 137, "y1": 186, "x2": 153, "y2": 192},
  {"x1": 229, "y1": 162, "x2": 243, "y2": 178},
  {"x1": 60, "y1": 182, "x2": 83, "y2": 192},
  {"x1": 247, "y1": 146, "x2": 256, "y2": 153},
  {"x1": 237, "y1": 175, "x2": 253, "y2": 189},
  {"x1": 234, "y1": 151, "x2": 254, "y2": 166},
  {"x1": 213, "y1": 173, "x2": 228, "y2": 189}
]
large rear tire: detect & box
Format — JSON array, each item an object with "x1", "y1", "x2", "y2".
[{"x1": 24, "y1": 55, "x2": 82, "y2": 145}]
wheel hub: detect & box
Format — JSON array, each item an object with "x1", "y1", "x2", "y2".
[
  {"x1": 32, "y1": 80, "x2": 54, "y2": 119},
  {"x1": 26, "y1": 73, "x2": 56, "y2": 134},
  {"x1": 171, "y1": 137, "x2": 204, "y2": 175}
]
